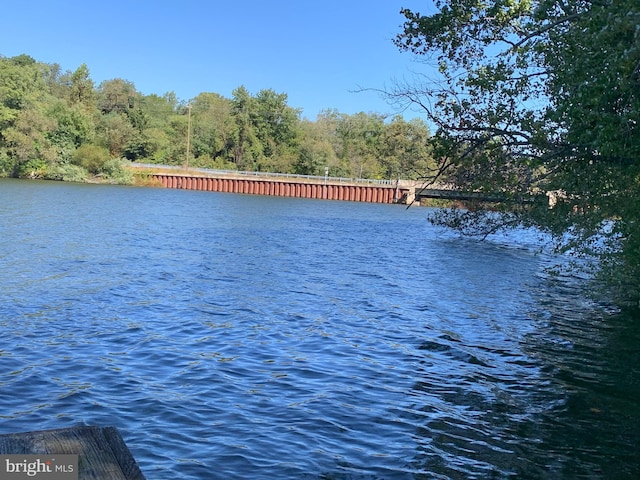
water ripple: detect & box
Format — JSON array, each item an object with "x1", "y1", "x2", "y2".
[{"x1": 1, "y1": 181, "x2": 638, "y2": 479}]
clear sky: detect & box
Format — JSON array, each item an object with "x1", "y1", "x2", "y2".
[{"x1": 1, "y1": 0, "x2": 435, "y2": 120}]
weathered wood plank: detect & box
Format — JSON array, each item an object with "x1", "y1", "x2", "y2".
[{"x1": 0, "y1": 426, "x2": 146, "y2": 480}]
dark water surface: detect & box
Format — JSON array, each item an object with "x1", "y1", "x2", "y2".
[{"x1": 1, "y1": 179, "x2": 638, "y2": 479}]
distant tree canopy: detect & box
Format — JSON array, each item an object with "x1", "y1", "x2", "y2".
[
  {"x1": 392, "y1": 0, "x2": 640, "y2": 305},
  {"x1": 0, "y1": 54, "x2": 435, "y2": 182}
]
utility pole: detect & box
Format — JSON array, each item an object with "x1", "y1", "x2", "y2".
[
  {"x1": 323, "y1": 166, "x2": 329, "y2": 199},
  {"x1": 185, "y1": 104, "x2": 192, "y2": 169}
]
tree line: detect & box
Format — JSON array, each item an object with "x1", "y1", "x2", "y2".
[{"x1": 0, "y1": 54, "x2": 435, "y2": 183}]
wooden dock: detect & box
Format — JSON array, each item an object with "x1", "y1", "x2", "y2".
[{"x1": 0, "y1": 426, "x2": 146, "y2": 479}]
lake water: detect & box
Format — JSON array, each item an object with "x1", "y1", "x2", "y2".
[{"x1": 0, "y1": 179, "x2": 638, "y2": 479}]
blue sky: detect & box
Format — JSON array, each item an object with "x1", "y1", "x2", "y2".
[{"x1": 1, "y1": 1, "x2": 436, "y2": 120}]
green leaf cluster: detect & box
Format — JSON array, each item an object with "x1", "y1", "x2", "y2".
[{"x1": 394, "y1": 0, "x2": 640, "y2": 307}]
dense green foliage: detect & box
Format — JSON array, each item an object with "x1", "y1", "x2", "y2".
[
  {"x1": 0, "y1": 54, "x2": 434, "y2": 183},
  {"x1": 393, "y1": 0, "x2": 640, "y2": 306}
]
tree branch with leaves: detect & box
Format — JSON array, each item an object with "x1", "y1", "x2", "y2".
[{"x1": 391, "y1": 0, "x2": 640, "y2": 306}]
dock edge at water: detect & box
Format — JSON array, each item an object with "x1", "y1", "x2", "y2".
[{"x1": 0, "y1": 426, "x2": 146, "y2": 480}]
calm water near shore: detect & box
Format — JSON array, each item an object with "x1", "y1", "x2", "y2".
[{"x1": 1, "y1": 178, "x2": 638, "y2": 479}]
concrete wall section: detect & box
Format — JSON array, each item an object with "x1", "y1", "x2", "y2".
[{"x1": 153, "y1": 174, "x2": 408, "y2": 204}]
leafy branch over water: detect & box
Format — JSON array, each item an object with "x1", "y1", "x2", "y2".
[{"x1": 391, "y1": 0, "x2": 640, "y2": 307}]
